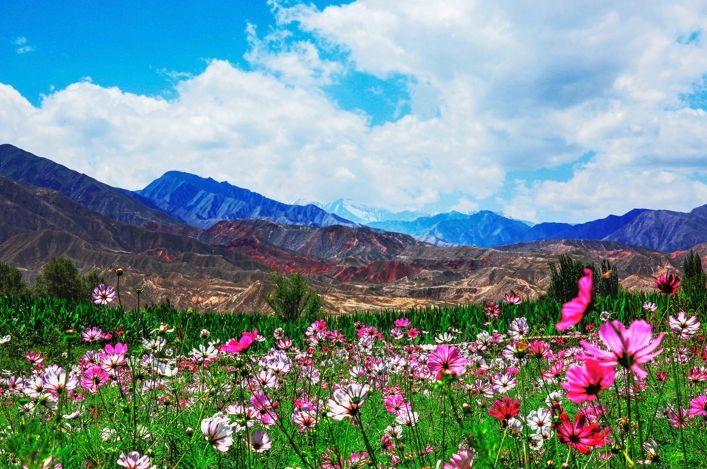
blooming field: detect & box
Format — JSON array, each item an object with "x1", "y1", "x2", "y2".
[{"x1": 0, "y1": 282, "x2": 705, "y2": 467}]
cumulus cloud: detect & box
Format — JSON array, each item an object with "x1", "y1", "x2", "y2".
[
  {"x1": 1, "y1": 1, "x2": 707, "y2": 222},
  {"x1": 288, "y1": 0, "x2": 707, "y2": 220},
  {"x1": 0, "y1": 60, "x2": 502, "y2": 211}
]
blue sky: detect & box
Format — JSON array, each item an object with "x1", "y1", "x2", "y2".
[
  {"x1": 0, "y1": 1, "x2": 401, "y2": 123},
  {"x1": 1, "y1": 1, "x2": 706, "y2": 222}
]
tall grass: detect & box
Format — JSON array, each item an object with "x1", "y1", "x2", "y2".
[{"x1": 0, "y1": 289, "x2": 702, "y2": 357}]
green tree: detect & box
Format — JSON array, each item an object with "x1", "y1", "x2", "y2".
[
  {"x1": 547, "y1": 254, "x2": 594, "y2": 303},
  {"x1": 595, "y1": 259, "x2": 619, "y2": 298},
  {"x1": 34, "y1": 257, "x2": 85, "y2": 302},
  {"x1": 0, "y1": 261, "x2": 28, "y2": 296},
  {"x1": 682, "y1": 250, "x2": 705, "y2": 297},
  {"x1": 266, "y1": 272, "x2": 322, "y2": 322}
]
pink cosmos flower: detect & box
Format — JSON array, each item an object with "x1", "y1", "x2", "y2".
[
  {"x1": 82, "y1": 327, "x2": 104, "y2": 343},
  {"x1": 26, "y1": 351, "x2": 44, "y2": 367},
  {"x1": 556, "y1": 413, "x2": 609, "y2": 454},
  {"x1": 562, "y1": 359, "x2": 615, "y2": 403},
  {"x1": 292, "y1": 408, "x2": 318, "y2": 432},
  {"x1": 666, "y1": 405, "x2": 690, "y2": 428},
  {"x1": 250, "y1": 429, "x2": 272, "y2": 452},
  {"x1": 384, "y1": 393, "x2": 406, "y2": 415},
  {"x1": 104, "y1": 343, "x2": 128, "y2": 355},
  {"x1": 655, "y1": 273, "x2": 680, "y2": 295},
  {"x1": 484, "y1": 301, "x2": 501, "y2": 319},
  {"x1": 220, "y1": 330, "x2": 258, "y2": 354},
  {"x1": 556, "y1": 268, "x2": 593, "y2": 331},
  {"x1": 250, "y1": 392, "x2": 279, "y2": 427},
  {"x1": 581, "y1": 320, "x2": 664, "y2": 380},
  {"x1": 503, "y1": 291, "x2": 522, "y2": 305},
  {"x1": 428, "y1": 345, "x2": 467, "y2": 381},
  {"x1": 81, "y1": 366, "x2": 109, "y2": 393},
  {"x1": 443, "y1": 449, "x2": 475, "y2": 468},
  {"x1": 394, "y1": 318, "x2": 410, "y2": 328},
  {"x1": 688, "y1": 395, "x2": 707, "y2": 418}
]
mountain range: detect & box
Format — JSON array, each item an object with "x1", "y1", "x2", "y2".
[
  {"x1": 367, "y1": 205, "x2": 707, "y2": 252},
  {"x1": 137, "y1": 171, "x2": 354, "y2": 229},
  {"x1": 0, "y1": 144, "x2": 186, "y2": 230},
  {"x1": 0, "y1": 143, "x2": 705, "y2": 313}
]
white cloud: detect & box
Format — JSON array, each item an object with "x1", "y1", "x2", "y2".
[
  {"x1": 0, "y1": 60, "x2": 502, "y2": 211},
  {"x1": 288, "y1": 0, "x2": 707, "y2": 220},
  {"x1": 12, "y1": 36, "x2": 35, "y2": 54},
  {"x1": 2, "y1": 2, "x2": 707, "y2": 222}
]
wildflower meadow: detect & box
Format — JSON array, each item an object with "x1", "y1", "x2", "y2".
[{"x1": 0, "y1": 274, "x2": 705, "y2": 468}]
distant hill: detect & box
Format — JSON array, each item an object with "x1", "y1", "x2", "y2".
[
  {"x1": 137, "y1": 171, "x2": 355, "y2": 229},
  {"x1": 370, "y1": 211, "x2": 531, "y2": 247},
  {"x1": 0, "y1": 144, "x2": 185, "y2": 230},
  {"x1": 200, "y1": 219, "x2": 419, "y2": 262},
  {"x1": 0, "y1": 174, "x2": 690, "y2": 313},
  {"x1": 369, "y1": 206, "x2": 707, "y2": 252}
]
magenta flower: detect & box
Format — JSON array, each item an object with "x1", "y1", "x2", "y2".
[
  {"x1": 220, "y1": 330, "x2": 258, "y2": 354},
  {"x1": 556, "y1": 268, "x2": 593, "y2": 331},
  {"x1": 581, "y1": 320, "x2": 664, "y2": 380},
  {"x1": 562, "y1": 359, "x2": 615, "y2": 403},
  {"x1": 655, "y1": 273, "x2": 680, "y2": 295},
  {"x1": 394, "y1": 318, "x2": 410, "y2": 328},
  {"x1": 104, "y1": 343, "x2": 128, "y2": 355},
  {"x1": 384, "y1": 393, "x2": 406, "y2": 414},
  {"x1": 688, "y1": 395, "x2": 707, "y2": 418},
  {"x1": 488, "y1": 397, "x2": 520, "y2": 425},
  {"x1": 556, "y1": 413, "x2": 609, "y2": 455},
  {"x1": 92, "y1": 284, "x2": 116, "y2": 305},
  {"x1": 427, "y1": 345, "x2": 467, "y2": 381},
  {"x1": 81, "y1": 366, "x2": 109, "y2": 393}
]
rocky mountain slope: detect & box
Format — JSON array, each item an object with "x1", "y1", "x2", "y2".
[
  {"x1": 0, "y1": 144, "x2": 185, "y2": 230},
  {"x1": 0, "y1": 175, "x2": 688, "y2": 313},
  {"x1": 137, "y1": 171, "x2": 354, "y2": 229}
]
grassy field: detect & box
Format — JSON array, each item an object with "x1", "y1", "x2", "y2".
[{"x1": 0, "y1": 290, "x2": 704, "y2": 468}]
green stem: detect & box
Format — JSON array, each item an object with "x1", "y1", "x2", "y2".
[
  {"x1": 625, "y1": 372, "x2": 633, "y2": 461},
  {"x1": 356, "y1": 413, "x2": 380, "y2": 468},
  {"x1": 493, "y1": 426, "x2": 509, "y2": 469},
  {"x1": 671, "y1": 353, "x2": 688, "y2": 467}
]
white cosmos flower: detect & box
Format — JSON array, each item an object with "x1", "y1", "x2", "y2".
[
  {"x1": 201, "y1": 415, "x2": 233, "y2": 452},
  {"x1": 526, "y1": 408, "x2": 553, "y2": 433},
  {"x1": 327, "y1": 383, "x2": 370, "y2": 421},
  {"x1": 117, "y1": 451, "x2": 155, "y2": 469}
]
